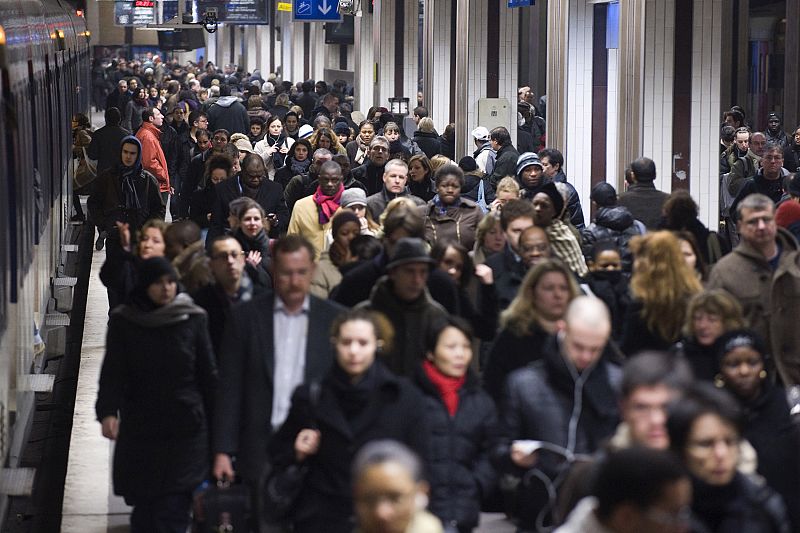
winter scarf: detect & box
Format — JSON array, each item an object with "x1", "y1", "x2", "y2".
[
  {"x1": 313, "y1": 183, "x2": 344, "y2": 224},
  {"x1": 423, "y1": 359, "x2": 465, "y2": 416}
]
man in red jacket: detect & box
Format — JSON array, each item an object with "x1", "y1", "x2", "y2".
[{"x1": 136, "y1": 107, "x2": 170, "y2": 210}]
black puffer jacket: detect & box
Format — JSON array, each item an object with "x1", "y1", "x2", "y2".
[
  {"x1": 414, "y1": 366, "x2": 499, "y2": 532},
  {"x1": 494, "y1": 336, "x2": 621, "y2": 530},
  {"x1": 580, "y1": 206, "x2": 643, "y2": 271},
  {"x1": 413, "y1": 130, "x2": 442, "y2": 158}
]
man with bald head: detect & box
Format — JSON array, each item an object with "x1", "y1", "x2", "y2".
[
  {"x1": 209, "y1": 152, "x2": 288, "y2": 240},
  {"x1": 496, "y1": 296, "x2": 622, "y2": 530},
  {"x1": 288, "y1": 160, "x2": 344, "y2": 255}
]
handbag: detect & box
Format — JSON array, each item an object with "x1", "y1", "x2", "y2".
[
  {"x1": 193, "y1": 480, "x2": 251, "y2": 533},
  {"x1": 262, "y1": 381, "x2": 322, "y2": 521},
  {"x1": 73, "y1": 147, "x2": 97, "y2": 190}
]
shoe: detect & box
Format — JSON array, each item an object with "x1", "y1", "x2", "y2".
[{"x1": 95, "y1": 231, "x2": 106, "y2": 251}]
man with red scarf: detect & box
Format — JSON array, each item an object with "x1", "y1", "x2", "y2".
[{"x1": 287, "y1": 160, "x2": 344, "y2": 256}]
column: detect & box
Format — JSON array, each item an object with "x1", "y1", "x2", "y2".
[
  {"x1": 546, "y1": 0, "x2": 568, "y2": 152},
  {"x1": 689, "y1": 0, "x2": 723, "y2": 229},
  {"x1": 245, "y1": 26, "x2": 258, "y2": 72},
  {"x1": 615, "y1": 0, "x2": 646, "y2": 183},
  {"x1": 353, "y1": 12, "x2": 374, "y2": 113}
]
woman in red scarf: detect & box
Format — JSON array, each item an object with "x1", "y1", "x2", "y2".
[{"x1": 414, "y1": 316, "x2": 499, "y2": 533}]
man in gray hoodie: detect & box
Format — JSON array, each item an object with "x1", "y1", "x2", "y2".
[{"x1": 206, "y1": 83, "x2": 250, "y2": 136}]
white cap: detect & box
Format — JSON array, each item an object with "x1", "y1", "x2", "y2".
[
  {"x1": 471, "y1": 126, "x2": 490, "y2": 141},
  {"x1": 298, "y1": 124, "x2": 314, "y2": 139}
]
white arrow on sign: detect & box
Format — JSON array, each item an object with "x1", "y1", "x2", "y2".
[{"x1": 318, "y1": 0, "x2": 332, "y2": 15}]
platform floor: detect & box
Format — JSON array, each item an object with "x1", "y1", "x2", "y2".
[{"x1": 60, "y1": 241, "x2": 132, "y2": 532}]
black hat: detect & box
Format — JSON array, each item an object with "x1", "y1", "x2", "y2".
[
  {"x1": 532, "y1": 182, "x2": 565, "y2": 217},
  {"x1": 135, "y1": 256, "x2": 178, "y2": 291},
  {"x1": 387, "y1": 238, "x2": 436, "y2": 270},
  {"x1": 458, "y1": 156, "x2": 478, "y2": 172},
  {"x1": 716, "y1": 329, "x2": 768, "y2": 365},
  {"x1": 590, "y1": 182, "x2": 618, "y2": 207},
  {"x1": 333, "y1": 122, "x2": 351, "y2": 135}
]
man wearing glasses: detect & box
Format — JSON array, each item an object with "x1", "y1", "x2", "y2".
[
  {"x1": 192, "y1": 235, "x2": 265, "y2": 355},
  {"x1": 709, "y1": 193, "x2": 800, "y2": 386},
  {"x1": 730, "y1": 141, "x2": 791, "y2": 216}
]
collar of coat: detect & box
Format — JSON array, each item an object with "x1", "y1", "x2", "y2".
[{"x1": 734, "y1": 227, "x2": 800, "y2": 275}]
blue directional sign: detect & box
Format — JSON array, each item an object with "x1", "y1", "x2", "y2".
[
  {"x1": 293, "y1": 0, "x2": 342, "y2": 21},
  {"x1": 507, "y1": 0, "x2": 533, "y2": 7}
]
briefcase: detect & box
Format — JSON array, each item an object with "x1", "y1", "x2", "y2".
[{"x1": 194, "y1": 480, "x2": 251, "y2": 532}]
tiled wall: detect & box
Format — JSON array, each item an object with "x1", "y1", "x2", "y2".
[
  {"x1": 606, "y1": 48, "x2": 620, "y2": 187},
  {"x1": 689, "y1": 0, "x2": 722, "y2": 229},
  {"x1": 565, "y1": 0, "x2": 594, "y2": 222},
  {"x1": 641, "y1": 0, "x2": 675, "y2": 195},
  {"x1": 429, "y1": 0, "x2": 453, "y2": 134}
]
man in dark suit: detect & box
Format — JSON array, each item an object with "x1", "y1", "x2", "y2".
[
  {"x1": 212, "y1": 235, "x2": 344, "y2": 523},
  {"x1": 208, "y1": 152, "x2": 288, "y2": 241}
]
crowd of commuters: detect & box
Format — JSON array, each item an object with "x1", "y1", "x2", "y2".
[{"x1": 75, "y1": 56, "x2": 800, "y2": 533}]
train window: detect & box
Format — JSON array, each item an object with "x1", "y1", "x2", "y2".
[{"x1": 0, "y1": 67, "x2": 8, "y2": 330}]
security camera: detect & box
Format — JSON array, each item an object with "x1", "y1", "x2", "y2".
[
  {"x1": 202, "y1": 9, "x2": 218, "y2": 33},
  {"x1": 338, "y1": 0, "x2": 358, "y2": 16}
]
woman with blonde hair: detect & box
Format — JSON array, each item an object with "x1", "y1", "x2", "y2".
[
  {"x1": 620, "y1": 231, "x2": 703, "y2": 355},
  {"x1": 407, "y1": 154, "x2": 436, "y2": 202},
  {"x1": 483, "y1": 259, "x2": 580, "y2": 402},
  {"x1": 429, "y1": 154, "x2": 452, "y2": 173}
]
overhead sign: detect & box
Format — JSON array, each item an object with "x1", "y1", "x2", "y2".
[
  {"x1": 114, "y1": 0, "x2": 155, "y2": 26},
  {"x1": 196, "y1": 0, "x2": 269, "y2": 24},
  {"x1": 507, "y1": 0, "x2": 533, "y2": 7},
  {"x1": 277, "y1": 1, "x2": 292, "y2": 10},
  {"x1": 293, "y1": 0, "x2": 341, "y2": 22}
]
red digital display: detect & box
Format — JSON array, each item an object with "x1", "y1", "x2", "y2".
[{"x1": 134, "y1": 0, "x2": 155, "y2": 7}]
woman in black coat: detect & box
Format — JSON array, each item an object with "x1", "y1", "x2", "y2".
[
  {"x1": 273, "y1": 138, "x2": 313, "y2": 190},
  {"x1": 414, "y1": 317, "x2": 498, "y2": 533},
  {"x1": 266, "y1": 309, "x2": 429, "y2": 533},
  {"x1": 231, "y1": 198, "x2": 272, "y2": 289},
  {"x1": 715, "y1": 330, "x2": 800, "y2": 530},
  {"x1": 96, "y1": 257, "x2": 217, "y2": 533}
]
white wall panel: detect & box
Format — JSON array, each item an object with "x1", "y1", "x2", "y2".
[{"x1": 689, "y1": 0, "x2": 722, "y2": 229}]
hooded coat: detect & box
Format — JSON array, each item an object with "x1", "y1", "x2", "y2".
[
  {"x1": 207, "y1": 95, "x2": 250, "y2": 136},
  {"x1": 88, "y1": 135, "x2": 165, "y2": 233},
  {"x1": 580, "y1": 206, "x2": 643, "y2": 271}
]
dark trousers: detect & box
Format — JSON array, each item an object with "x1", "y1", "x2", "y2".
[{"x1": 130, "y1": 492, "x2": 192, "y2": 533}]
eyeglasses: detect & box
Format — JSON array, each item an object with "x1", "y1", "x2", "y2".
[
  {"x1": 211, "y1": 250, "x2": 244, "y2": 261},
  {"x1": 371, "y1": 146, "x2": 388, "y2": 152}
]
